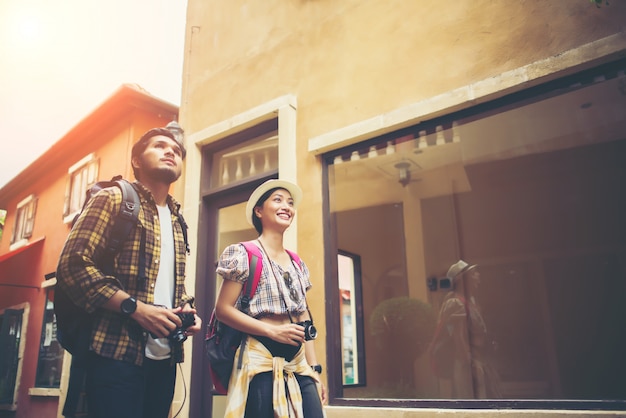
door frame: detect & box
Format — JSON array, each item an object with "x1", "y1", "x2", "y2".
[{"x1": 189, "y1": 173, "x2": 277, "y2": 418}]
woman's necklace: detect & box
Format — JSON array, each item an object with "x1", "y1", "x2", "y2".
[{"x1": 257, "y1": 238, "x2": 289, "y2": 268}]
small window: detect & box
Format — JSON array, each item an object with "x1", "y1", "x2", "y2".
[
  {"x1": 10, "y1": 194, "x2": 37, "y2": 246},
  {"x1": 0, "y1": 307, "x2": 25, "y2": 409},
  {"x1": 34, "y1": 289, "x2": 63, "y2": 388},
  {"x1": 63, "y1": 154, "x2": 99, "y2": 223}
]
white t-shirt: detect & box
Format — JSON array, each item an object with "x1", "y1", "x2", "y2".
[{"x1": 145, "y1": 204, "x2": 176, "y2": 360}]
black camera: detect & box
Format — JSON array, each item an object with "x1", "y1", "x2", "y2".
[
  {"x1": 169, "y1": 312, "x2": 196, "y2": 344},
  {"x1": 297, "y1": 320, "x2": 317, "y2": 341}
]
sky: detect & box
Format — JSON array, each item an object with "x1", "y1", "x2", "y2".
[{"x1": 0, "y1": 0, "x2": 188, "y2": 188}]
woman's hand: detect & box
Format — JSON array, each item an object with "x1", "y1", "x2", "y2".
[
  {"x1": 320, "y1": 381, "x2": 328, "y2": 404},
  {"x1": 175, "y1": 305, "x2": 202, "y2": 337},
  {"x1": 269, "y1": 322, "x2": 306, "y2": 346}
]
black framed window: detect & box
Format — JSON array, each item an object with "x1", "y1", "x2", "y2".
[
  {"x1": 34, "y1": 289, "x2": 63, "y2": 388},
  {"x1": 324, "y1": 60, "x2": 626, "y2": 409},
  {"x1": 0, "y1": 308, "x2": 24, "y2": 407}
]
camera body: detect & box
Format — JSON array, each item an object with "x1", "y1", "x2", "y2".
[
  {"x1": 169, "y1": 312, "x2": 196, "y2": 344},
  {"x1": 297, "y1": 320, "x2": 317, "y2": 341}
]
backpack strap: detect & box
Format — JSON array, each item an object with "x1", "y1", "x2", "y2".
[
  {"x1": 240, "y1": 241, "x2": 263, "y2": 309},
  {"x1": 236, "y1": 242, "x2": 302, "y2": 309},
  {"x1": 99, "y1": 178, "x2": 140, "y2": 276},
  {"x1": 107, "y1": 179, "x2": 140, "y2": 252},
  {"x1": 285, "y1": 249, "x2": 302, "y2": 269},
  {"x1": 176, "y1": 212, "x2": 190, "y2": 255}
]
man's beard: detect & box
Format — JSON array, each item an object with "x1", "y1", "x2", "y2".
[{"x1": 147, "y1": 166, "x2": 181, "y2": 184}]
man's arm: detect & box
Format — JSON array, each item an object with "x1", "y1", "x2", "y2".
[{"x1": 56, "y1": 188, "x2": 124, "y2": 313}]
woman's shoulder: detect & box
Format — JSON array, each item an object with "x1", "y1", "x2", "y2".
[
  {"x1": 220, "y1": 242, "x2": 249, "y2": 259},
  {"x1": 217, "y1": 243, "x2": 251, "y2": 282}
]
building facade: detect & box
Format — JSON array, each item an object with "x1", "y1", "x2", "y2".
[
  {"x1": 176, "y1": 1, "x2": 626, "y2": 417},
  {"x1": 0, "y1": 84, "x2": 178, "y2": 418}
]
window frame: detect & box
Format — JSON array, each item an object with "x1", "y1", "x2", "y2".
[
  {"x1": 9, "y1": 194, "x2": 37, "y2": 249},
  {"x1": 321, "y1": 59, "x2": 626, "y2": 410},
  {"x1": 0, "y1": 303, "x2": 28, "y2": 411},
  {"x1": 63, "y1": 153, "x2": 99, "y2": 224},
  {"x1": 33, "y1": 288, "x2": 63, "y2": 389}
]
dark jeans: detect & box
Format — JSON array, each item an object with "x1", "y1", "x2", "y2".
[
  {"x1": 244, "y1": 371, "x2": 324, "y2": 418},
  {"x1": 85, "y1": 353, "x2": 176, "y2": 418}
]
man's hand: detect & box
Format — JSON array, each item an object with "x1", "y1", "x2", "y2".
[{"x1": 132, "y1": 303, "x2": 183, "y2": 338}]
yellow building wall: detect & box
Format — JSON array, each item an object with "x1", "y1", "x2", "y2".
[{"x1": 179, "y1": 1, "x2": 626, "y2": 417}]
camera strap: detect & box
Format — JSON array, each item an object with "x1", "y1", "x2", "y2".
[{"x1": 256, "y1": 239, "x2": 314, "y2": 324}]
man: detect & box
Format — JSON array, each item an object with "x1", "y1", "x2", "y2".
[{"x1": 56, "y1": 125, "x2": 201, "y2": 418}]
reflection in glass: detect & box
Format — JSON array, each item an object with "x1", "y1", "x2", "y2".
[{"x1": 329, "y1": 66, "x2": 626, "y2": 401}]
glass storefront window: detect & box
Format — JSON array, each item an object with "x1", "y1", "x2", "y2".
[{"x1": 326, "y1": 62, "x2": 626, "y2": 403}]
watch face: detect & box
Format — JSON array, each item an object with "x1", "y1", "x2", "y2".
[{"x1": 121, "y1": 297, "x2": 137, "y2": 314}]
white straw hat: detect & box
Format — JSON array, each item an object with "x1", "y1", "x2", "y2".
[
  {"x1": 446, "y1": 260, "x2": 477, "y2": 280},
  {"x1": 245, "y1": 179, "x2": 302, "y2": 225}
]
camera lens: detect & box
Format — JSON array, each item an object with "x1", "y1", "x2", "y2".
[
  {"x1": 170, "y1": 329, "x2": 187, "y2": 343},
  {"x1": 297, "y1": 320, "x2": 317, "y2": 341},
  {"x1": 168, "y1": 313, "x2": 195, "y2": 344},
  {"x1": 306, "y1": 324, "x2": 317, "y2": 340}
]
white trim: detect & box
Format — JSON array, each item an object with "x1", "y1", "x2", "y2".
[
  {"x1": 308, "y1": 33, "x2": 626, "y2": 155},
  {"x1": 41, "y1": 278, "x2": 57, "y2": 288},
  {"x1": 184, "y1": 94, "x2": 299, "y2": 248},
  {"x1": 187, "y1": 95, "x2": 297, "y2": 147},
  {"x1": 8, "y1": 238, "x2": 28, "y2": 252},
  {"x1": 28, "y1": 387, "x2": 60, "y2": 397},
  {"x1": 62, "y1": 212, "x2": 78, "y2": 225},
  {"x1": 16, "y1": 193, "x2": 35, "y2": 209},
  {"x1": 67, "y1": 152, "x2": 95, "y2": 174}
]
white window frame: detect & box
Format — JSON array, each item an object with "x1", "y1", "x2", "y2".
[
  {"x1": 9, "y1": 194, "x2": 37, "y2": 250},
  {"x1": 63, "y1": 153, "x2": 99, "y2": 224}
]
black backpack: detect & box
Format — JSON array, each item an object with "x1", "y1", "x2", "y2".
[{"x1": 54, "y1": 175, "x2": 190, "y2": 355}]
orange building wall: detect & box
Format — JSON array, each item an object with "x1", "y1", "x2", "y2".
[{"x1": 0, "y1": 90, "x2": 177, "y2": 418}]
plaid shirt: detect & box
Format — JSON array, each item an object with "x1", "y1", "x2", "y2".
[
  {"x1": 216, "y1": 242, "x2": 312, "y2": 318},
  {"x1": 56, "y1": 181, "x2": 194, "y2": 366}
]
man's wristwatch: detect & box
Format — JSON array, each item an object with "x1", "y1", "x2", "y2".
[
  {"x1": 120, "y1": 297, "x2": 137, "y2": 315},
  {"x1": 311, "y1": 364, "x2": 323, "y2": 374}
]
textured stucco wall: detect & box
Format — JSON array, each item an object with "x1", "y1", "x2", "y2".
[{"x1": 182, "y1": 0, "x2": 626, "y2": 136}]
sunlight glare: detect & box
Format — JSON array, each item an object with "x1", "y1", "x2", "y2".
[{"x1": 17, "y1": 17, "x2": 41, "y2": 42}]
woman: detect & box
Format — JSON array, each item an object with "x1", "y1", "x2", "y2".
[
  {"x1": 437, "y1": 260, "x2": 501, "y2": 399},
  {"x1": 215, "y1": 179, "x2": 327, "y2": 418}
]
